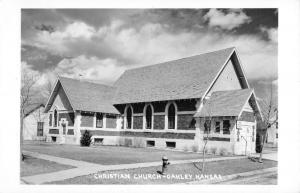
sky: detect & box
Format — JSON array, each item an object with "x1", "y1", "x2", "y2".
[{"x1": 21, "y1": 9, "x2": 278, "y2": 100}]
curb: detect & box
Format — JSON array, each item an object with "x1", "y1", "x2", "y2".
[{"x1": 183, "y1": 167, "x2": 277, "y2": 184}]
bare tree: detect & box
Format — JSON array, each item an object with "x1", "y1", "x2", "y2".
[
  {"x1": 199, "y1": 100, "x2": 213, "y2": 172},
  {"x1": 43, "y1": 79, "x2": 54, "y2": 98},
  {"x1": 20, "y1": 70, "x2": 39, "y2": 160},
  {"x1": 201, "y1": 117, "x2": 211, "y2": 172},
  {"x1": 257, "y1": 84, "x2": 278, "y2": 163}
]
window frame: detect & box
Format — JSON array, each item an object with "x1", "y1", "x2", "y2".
[
  {"x1": 215, "y1": 121, "x2": 220, "y2": 133},
  {"x1": 37, "y1": 121, "x2": 44, "y2": 136},
  {"x1": 204, "y1": 119, "x2": 212, "y2": 134},
  {"x1": 222, "y1": 120, "x2": 231, "y2": 135},
  {"x1": 143, "y1": 104, "x2": 154, "y2": 130},
  {"x1": 53, "y1": 109, "x2": 58, "y2": 127},
  {"x1": 96, "y1": 113, "x2": 103, "y2": 128},
  {"x1": 49, "y1": 113, "x2": 53, "y2": 126},
  {"x1": 124, "y1": 105, "x2": 133, "y2": 129},
  {"x1": 165, "y1": 102, "x2": 177, "y2": 130}
]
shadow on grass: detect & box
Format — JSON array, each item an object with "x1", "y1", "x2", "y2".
[{"x1": 192, "y1": 162, "x2": 203, "y2": 172}]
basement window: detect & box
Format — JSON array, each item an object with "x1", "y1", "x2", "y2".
[
  {"x1": 51, "y1": 136, "x2": 57, "y2": 142},
  {"x1": 94, "y1": 138, "x2": 104, "y2": 144},
  {"x1": 146, "y1": 140, "x2": 155, "y2": 147},
  {"x1": 166, "y1": 141, "x2": 176, "y2": 148}
]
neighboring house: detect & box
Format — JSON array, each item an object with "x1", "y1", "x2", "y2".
[
  {"x1": 23, "y1": 103, "x2": 48, "y2": 140},
  {"x1": 44, "y1": 47, "x2": 262, "y2": 155}
]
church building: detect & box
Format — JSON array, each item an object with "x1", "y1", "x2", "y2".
[{"x1": 44, "y1": 47, "x2": 262, "y2": 155}]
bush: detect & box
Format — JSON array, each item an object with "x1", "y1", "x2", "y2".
[
  {"x1": 124, "y1": 138, "x2": 132, "y2": 147},
  {"x1": 80, "y1": 130, "x2": 92, "y2": 146},
  {"x1": 210, "y1": 147, "x2": 217, "y2": 155},
  {"x1": 192, "y1": 145, "x2": 199, "y2": 152},
  {"x1": 219, "y1": 148, "x2": 228, "y2": 156},
  {"x1": 183, "y1": 145, "x2": 189, "y2": 152},
  {"x1": 117, "y1": 137, "x2": 125, "y2": 146}
]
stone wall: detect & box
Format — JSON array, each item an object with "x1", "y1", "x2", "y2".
[
  {"x1": 133, "y1": 116, "x2": 143, "y2": 129},
  {"x1": 153, "y1": 115, "x2": 165, "y2": 130},
  {"x1": 176, "y1": 99, "x2": 197, "y2": 111},
  {"x1": 81, "y1": 130, "x2": 195, "y2": 140},
  {"x1": 80, "y1": 112, "x2": 94, "y2": 127},
  {"x1": 132, "y1": 103, "x2": 145, "y2": 113},
  {"x1": 152, "y1": 102, "x2": 167, "y2": 112},
  {"x1": 106, "y1": 115, "x2": 117, "y2": 128},
  {"x1": 177, "y1": 114, "x2": 196, "y2": 130}
]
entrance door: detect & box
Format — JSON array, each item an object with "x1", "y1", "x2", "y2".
[
  {"x1": 245, "y1": 126, "x2": 252, "y2": 155},
  {"x1": 236, "y1": 125, "x2": 252, "y2": 155}
]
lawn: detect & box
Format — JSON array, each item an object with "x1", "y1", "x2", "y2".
[
  {"x1": 23, "y1": 142, "x2": 219, "y2": 165},
  {"x1": 48, "y1": 158, "x2": 277, "y2": 184},
  {"x1": 21, "y1": 155, "x2": 75, "y2": 177}
]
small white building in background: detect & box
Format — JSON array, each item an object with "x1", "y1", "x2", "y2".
[{"x1": 23, "y1": 103, "x2": 48, "y2": 141}]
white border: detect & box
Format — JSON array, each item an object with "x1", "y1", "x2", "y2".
[{"x1": 1, "y1": 1, "x2": 300, "y2": 193}]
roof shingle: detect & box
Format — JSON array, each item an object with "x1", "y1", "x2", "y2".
[
  {"x1": 195, "y1": 89, "x2": 253, "y2": 117},
  {"x1": 113, "y1": 47, "x2": 235, "y2": 104},
  {"x1": 59, "y1": 77, "x2": 119, "y2": 114}
]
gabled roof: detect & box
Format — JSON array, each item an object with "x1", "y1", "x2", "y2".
[
  {"x1": 113, "y1": 47, "x2": 247, "y2": 104},
  {"x1": 45, "y1": 77, "x2": 119, "y2": 114},
  {"x1": 194, "y1": 89, "x2": 254, "y2": 117},
  {"x1": 24, "y1": 103, "x2": 45, "y2": 117}
]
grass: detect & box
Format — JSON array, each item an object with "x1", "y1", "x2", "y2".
[
  {"x1": 48, "y1": 158, "x2": 277, "y2": 184},
  {"x1": 23, "y1": 142, "x2": 218, "y2": 165},
  {"x1": 21, "y1": 155, "x2": 75, "y2": 177}
]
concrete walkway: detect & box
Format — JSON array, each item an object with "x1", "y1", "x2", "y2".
[
  {"x1": 23, "y1": 150, "x2": 101, "y2": 168},
  {"x1": 252, "y1": 152, "x2": 278, "y2": 161},
  {"x1": 21, "y1": 151, "x2": 246, "y2": 184}
]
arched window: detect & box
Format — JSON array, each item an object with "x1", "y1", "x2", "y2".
[
  {"x1": 145, "y1": 105, "x2": 152, "y2": 129},
  {"x1": 168, "y1": 104, "x2": 176, "y2": 129},
  {"x1": 54, "y1": 109, "x2": 58, "y2": 127},
  {"x1": 126, "y1": 106, "x2": 132, "y2": 129}
]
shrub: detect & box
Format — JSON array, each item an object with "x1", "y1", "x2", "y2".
[
  {"x1": 117, "y1": 137, "x2": 125, "y2": 146},
  {"x1": 183, "y1": 145, "x2": 189, "y2": 152},
  {"x1": 192, "y1": 145, "x2": 199, "y2": 152},
  {"x1": 219, "y1": 148, "x2": 228, "y2": 156},
  {"x1": 210, "y1": 147, "x2": 217, "y2": 155},
  {"x1": 124, "y1": 138, "x2": 132, "y2": 147},
  {"x1": 80, "y1": 130, "x2": 92, "y2": 146}
]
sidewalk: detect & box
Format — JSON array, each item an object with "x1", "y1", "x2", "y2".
[
  {"x1": 22, "y1": 151, "x2": 246, "y2": 184},
  {"x1": 252, "y1": 152, "x2": 277, "y2": 161},
  {"x1": 184, "y1": 167, "x2": 277, "y2": 184}
]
